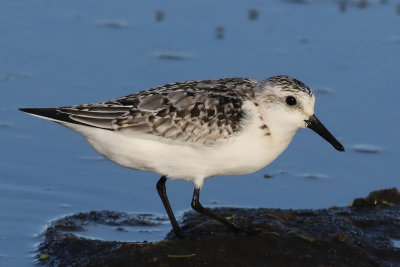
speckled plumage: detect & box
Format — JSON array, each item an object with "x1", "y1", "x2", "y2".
[
  {"x1": 48, "y1": 78, "x2": 259, "y2": 145},
  {"x1": 264, "y1": 75, "x2": 313, "y2": 97}
]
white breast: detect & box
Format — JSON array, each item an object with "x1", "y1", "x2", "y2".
[{"x1": 62, "y1": 101, "x2": 296, "y2": 188}]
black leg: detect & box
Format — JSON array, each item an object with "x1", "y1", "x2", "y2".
[
  {"x1": 156, "y1": 176, "x2": 182, "y2": 236},
  {"x1": 191, "y1": 186, "x2": 242, "y2": 232}
]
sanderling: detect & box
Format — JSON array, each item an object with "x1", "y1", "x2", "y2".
[{"x1": 20, "y1": 75, "x2": 344, "y2": 236}]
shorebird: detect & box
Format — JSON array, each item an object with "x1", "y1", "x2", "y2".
[{"x1": 20, "y1": 75, "x2": 344, "y2": 236}]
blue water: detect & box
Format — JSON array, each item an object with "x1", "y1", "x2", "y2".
[{"x1": 1, "y1": 0, "x2": 399, "y2": 265}]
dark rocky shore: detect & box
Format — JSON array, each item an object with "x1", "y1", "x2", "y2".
[{"x1": 38, "y1": 188, "x2": 400, "y2": 267}]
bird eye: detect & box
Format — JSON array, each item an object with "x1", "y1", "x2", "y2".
[{"x1": 285, "y1": 96, "x2": 297, "y2": 106}]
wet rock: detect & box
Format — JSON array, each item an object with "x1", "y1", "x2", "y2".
[
  {"x1": 38, "y1": 189, "x2": 400, "y2": 266},
  {"x1": 351, "y1": 188, "x2": 400, "y2": 208}
]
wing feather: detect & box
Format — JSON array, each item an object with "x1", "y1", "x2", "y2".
[{"x1": 21, "y1": 78, "x2": 257, "y2": 145}]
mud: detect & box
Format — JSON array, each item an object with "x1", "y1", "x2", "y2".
[{"x1": 38, "y1": 188, "x2": 400, "y2": 266}]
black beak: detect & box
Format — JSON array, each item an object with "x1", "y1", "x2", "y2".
[{"x1": 305, "y1": 114, "x2": 345, "y2": 152}]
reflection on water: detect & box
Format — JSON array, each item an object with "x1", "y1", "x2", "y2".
[
  {"x1": 1, "y1": 0, "x2": 399, "y2": 266},
  {"x1": 351, "y1": 144, "x2": 383, "y2": 154},
  {"x1": 74, "y1": 224, "x2": 167, "y2": 242},
  {"x1": 392, "y1": 239, "x2": 400, "y2": 249}
]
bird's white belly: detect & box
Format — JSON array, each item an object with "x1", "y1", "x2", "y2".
[{"x1": 63, "y1": 116, "x2": 294, "y2": 187}]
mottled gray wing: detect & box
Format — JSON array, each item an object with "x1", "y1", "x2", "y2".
[{"x1": 58, "y1": 78, "x2": 257, "y2": 145}]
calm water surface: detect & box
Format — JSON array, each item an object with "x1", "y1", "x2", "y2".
[{"x1": 1, "y1": 0, "x2": 399, "y2": 266}]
